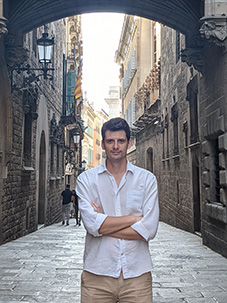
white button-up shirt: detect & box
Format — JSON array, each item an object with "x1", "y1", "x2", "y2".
[{"x1": 76, "y1": 161, "x2": 159, "y2": 279}]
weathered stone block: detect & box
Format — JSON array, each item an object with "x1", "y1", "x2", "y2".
[
  {"x1": 206, "y1": 109, "x2": 224, "y2": 139},
  {"x1": 202, "y1": 140, "x2": 210, "y2": 156},
  {"x1": 220, "y1": 170, "x2": 227, "y2": 187},
  {"x1": 219, "y1": 133, "x2": 227, "y2": 152},
  {"x1": 206, "y1": 202, "x2": 227, "y2": 223},
  {"x1": 205, "y1": 187, "x2": 211, "y2": 202},
  {"x1": 219, "y1": 153, "x2": 226, "y2": 169},
  {"x1": 220, "y1": 188, "x2": 227, "y2": 206},
  {"x1": 202, "y1": 171, "x2": 210, "y2": 186},
  {"x1": 204, "y1": 156, "x2": 210, "y2": 171}
]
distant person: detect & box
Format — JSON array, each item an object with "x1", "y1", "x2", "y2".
[
  {"x1": 61, "y1": 184, "x2": 72, "y2": 226},
  {"x1": 70, "y1": 191, "x2": 75, "y2": 218},
  {"x1": 71, "y1": 189, "x2": 80, "y2": 226},
  {"x1": 76, "y1": 117, "x2": 159, "y2": 303}
]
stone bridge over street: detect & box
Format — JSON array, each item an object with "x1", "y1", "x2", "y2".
[{"x1": 0, "y1": 221, "x2": 227, "y2": 303}]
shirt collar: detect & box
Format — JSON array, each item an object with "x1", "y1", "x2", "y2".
[{"x1": 98, "y1": 160, "x2": 135, "y2": 175}]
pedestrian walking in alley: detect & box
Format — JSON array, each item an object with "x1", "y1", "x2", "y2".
[
  {"x1": 70, "y1": 190, "x2": 75, "y2": 218},
  {"x1": 71, "y1": 189, "x2": 81, "y2": 225},
  {"x1": 76, "y1": 117, "x2": 159, "y2": 303},
  {"x1": 61, "y1": 184, "x2": 72, "y2": 226}
]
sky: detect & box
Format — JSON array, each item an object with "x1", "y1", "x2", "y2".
[{"x1": 81, "y1": 13, "x2": 124, "y2": 112}]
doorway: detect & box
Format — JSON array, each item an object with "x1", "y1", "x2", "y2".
[{"x1": 192, "y1": 152, "x2": 201, "y2": 233}]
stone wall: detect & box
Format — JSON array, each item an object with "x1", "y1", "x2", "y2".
[
  {"x1": 143, "y1": 26, "x2": 196, "y2": 233},
  {"x1": 0, "y1": 19, "x2": 66, "y2": 243},
  {"x1": 199, "y1": 41, "x2": 227, "y2": 257},
  {"x1": 136, "y1": 25, "x2": 227, "y2": 258}
]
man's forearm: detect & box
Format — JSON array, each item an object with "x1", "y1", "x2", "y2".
[
  {"x1": 98, "y1": 215, "x2": 141, "y2": 235},
  {"x1": 106, "y1": 226, "x2": 144, "y2": 240}
]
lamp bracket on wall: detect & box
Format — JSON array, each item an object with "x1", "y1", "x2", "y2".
[
  {"x1": 11, "y1": 31, "x2": 55, "y2": 91},
  {"x1": 11, "y1": 63, "x2": 54, "y2": 91}
]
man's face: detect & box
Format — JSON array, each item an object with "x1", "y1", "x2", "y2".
[{"x1": 102, "y1": 130, "x2": 132, "y2": 162}]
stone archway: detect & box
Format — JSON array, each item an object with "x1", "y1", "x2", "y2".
[
  {"x1": 38, "y1": 131, "x2": 46, "y2": 225},
  {"x1": 5, "y1": 0, "x2": 203, "y2": 53}
]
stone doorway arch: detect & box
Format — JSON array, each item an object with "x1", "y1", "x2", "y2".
[{"x1": 38, "y1": 131, "x2": 46, "y2": 225}]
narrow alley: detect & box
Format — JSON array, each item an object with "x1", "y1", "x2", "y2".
[{"x1": 0, "y1": 221, "x2": 226, "y2": 303}]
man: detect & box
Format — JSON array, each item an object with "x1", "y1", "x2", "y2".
[
  {"x1": 61, "y1": 184, "x2": 72, "y2": 226},
  {"x1": 71, "y1": 189, "x2": 81, "y2": 226},
  {"x1": 76, "y1": 117, "x2": 159, "y2": 303}
]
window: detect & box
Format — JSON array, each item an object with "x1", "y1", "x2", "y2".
[
  {"x1": 209, "y1": 139, "x2": 220, "y2": 203},
  {"x1": 50, "y1": 142, "x2": 54, "y2": 173},
  {"x1": 189, "y1": 91, "x2": 199, "y2": 144},
  {"x1": 171, "y1": 103, "x2": 179, "y2": 155},
  {"x1": 165, "y1": 114, "x2": 169, "y2": 158},
  {"x1": 23, "y1": 114, "x2": 32, "y2": 167},
  {"x1": 88, "y1": 148, "x2": 93, "y2": 165},
  {"x1": 125, "y1": 97, "x2": 135, "y2": 128},
  {"x1": 86, "y1": 125, "x2": 93, "y2": 138},
  {"x1": 153, "y1": 24, "x2": 157, "y2": 63},
  {"x1": 56, "y1": 145, "x2": 60, "y2": 173},
  {"x1": 161, "y1": 121, "x2": 165, "y2": 159}
]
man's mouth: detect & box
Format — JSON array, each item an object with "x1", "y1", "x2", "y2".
[{"x1": 111, "y1": 151, "x2": 120, "y2": 155}]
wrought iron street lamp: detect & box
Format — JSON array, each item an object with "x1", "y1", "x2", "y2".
[
  {"x1": 11, "y1": 30, "x2": 55, "y2": 90},
  {"x1": 73, "y1": 132, "x2": 80, "y2": 151},
  {"x1": 37, "y1": 32, "x2": 54, "y2": 79}
]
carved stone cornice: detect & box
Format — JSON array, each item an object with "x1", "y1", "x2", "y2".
[
  {"x1": 50, "y1": 113, "x2": 64, "y2": 146},
  {"x1": 0, "y1": 16, "x2": 8, "y2": 37},
  {"x1": 4, "y1": 34, "x2": 28, "y2": 68},
  {"x1": 181, "y1": 47, "x2": 204, "y2": 74},
  {"x1": 181, "y1": 31, "x2": 205, "y2": 73},
  {"x1": 23, "y1": 87, "x2": 39, "y2": 120},
  {"x1": 200, "y1": 16, "x2": 227, "y2": 47}
]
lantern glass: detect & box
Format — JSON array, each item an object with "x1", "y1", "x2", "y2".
[
  {"x1": 37, "y1": 32, "x2": 54, "y2": 64},
  {"x1": 73, "y1": 134, "x2": 80, "y2": 144}
]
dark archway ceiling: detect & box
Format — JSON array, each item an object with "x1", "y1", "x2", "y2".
[{"x1": 6, "y1": 0, "x2": 203, "y2": 38}]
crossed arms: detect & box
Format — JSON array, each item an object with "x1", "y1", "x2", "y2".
[{"x1": 91, "y1": 201, "x2": 143, "y2": 240}]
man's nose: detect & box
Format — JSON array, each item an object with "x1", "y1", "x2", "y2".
[{"x1": 113, "y1": 140, "x2": 118, "y2": 149}]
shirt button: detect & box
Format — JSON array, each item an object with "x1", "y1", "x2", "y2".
[{"x1": 116, "y1": 208, "x2": 119, "y2": 212}]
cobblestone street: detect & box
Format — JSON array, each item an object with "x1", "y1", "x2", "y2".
[{"x1": 0, "y1": 221, "x2": 226, "y2": 303}]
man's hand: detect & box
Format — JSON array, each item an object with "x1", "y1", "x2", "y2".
[
  {"x1": 91, "y1": 200, "x2": 143, "y2": 239},
  {"x1": 91, "y1": 201, "x2": 103, "y2": 213}
]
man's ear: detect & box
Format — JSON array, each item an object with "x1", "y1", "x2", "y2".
[
  {"x1": 127, "y1": 139, "x2": 132, "y2": 150},
  {"x1": 101, "y1": 140, "x2": 105, "y2": 150}
]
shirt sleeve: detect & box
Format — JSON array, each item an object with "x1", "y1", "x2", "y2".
[
  {"x1": 76, "y1": 172, "x2": 107, "y2": 237},
  {"x1": 131, "y1": 173, "x2": 159, "y2": 241}
]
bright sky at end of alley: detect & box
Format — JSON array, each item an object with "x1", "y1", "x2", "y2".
[{"x1": 82, "y1": 13, "x2": 124, "y2": 112}]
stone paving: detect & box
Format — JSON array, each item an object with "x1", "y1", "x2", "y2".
[{"x1": 0, "y1": 220, "x2": 226, "y2": 303}]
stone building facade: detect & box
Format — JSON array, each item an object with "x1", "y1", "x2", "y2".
[
  {"x1": 0, "y1": 19, "x2": 69, "y2": 244},
  {"x1": 116, "y1": 13, "x2": 227, "y2": 257}
]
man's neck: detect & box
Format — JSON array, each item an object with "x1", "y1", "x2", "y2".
[{"x1": 106, "y1": 159, "x2": 127, "y2": 178}]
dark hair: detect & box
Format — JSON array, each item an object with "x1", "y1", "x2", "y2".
[
  {"x1": 101, "y1": 117, "x2": 131, "y2": 141},
  {"x1": 66, "y1": 184, "x2": 70, "y2": 188}
]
